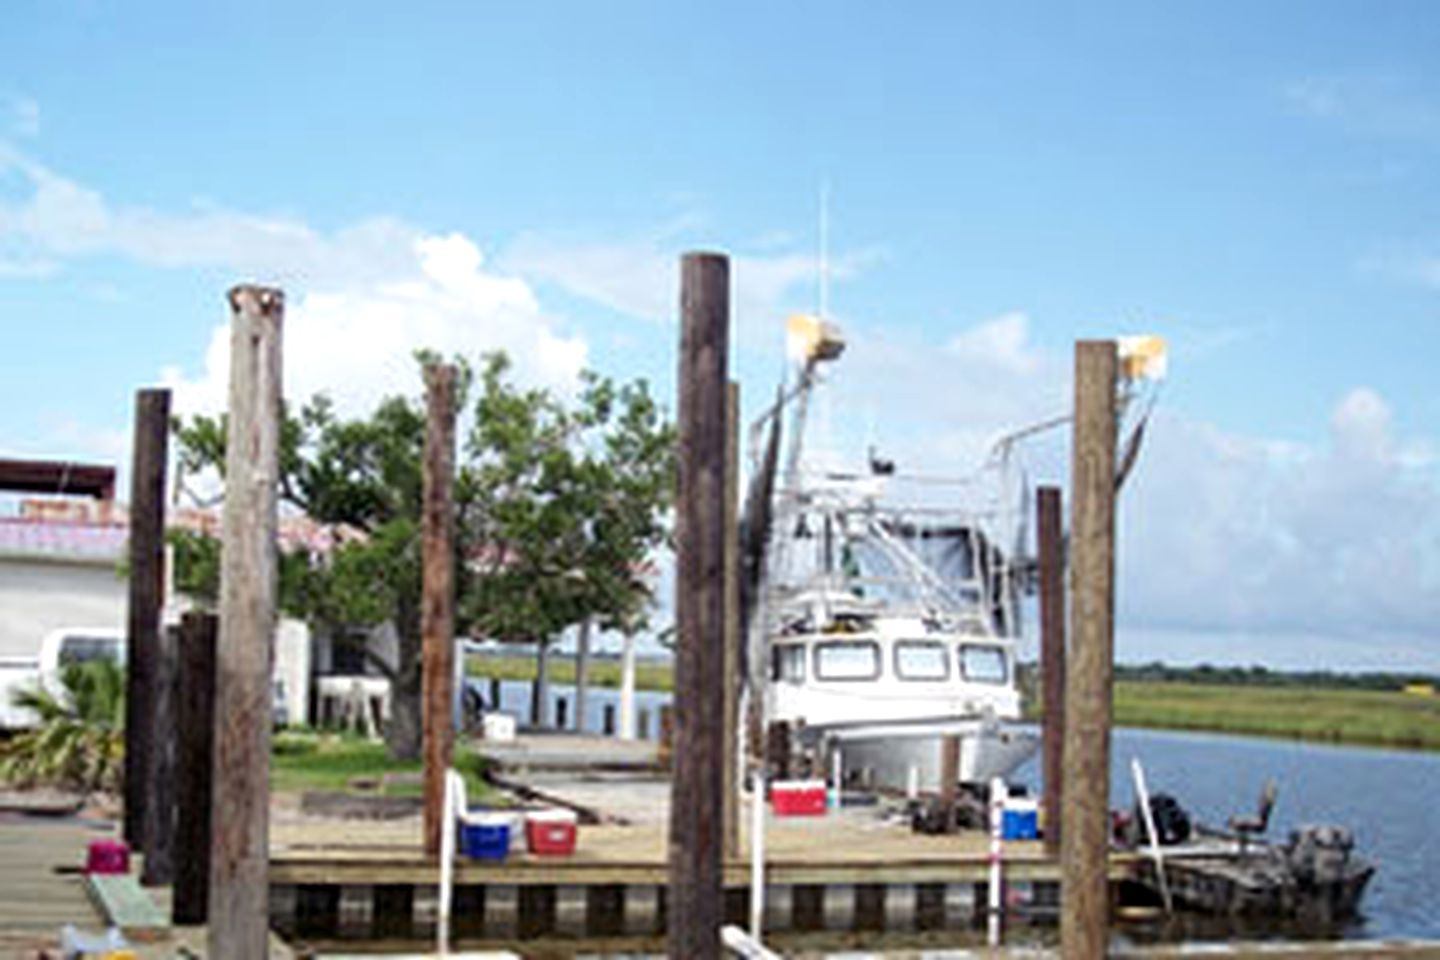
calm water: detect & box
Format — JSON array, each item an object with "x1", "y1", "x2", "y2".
[
  {"x1": 471, "y1": 680, "x2": 1439, "y2": 941},
  {"x1": 1016, "y1": 726, "x2": 1440, "y2": 941},
  {"x1": 467, "y1": 678, "x2": 671, "y2": 739}
]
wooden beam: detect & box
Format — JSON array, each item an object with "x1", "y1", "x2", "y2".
[
  {"x1": 668, "y1": 251, "x2": 730, "y2": 960},
  {"x1": 1037, "y1": 485, "x2": 1066, "y2": 855},
  {"x1": 723, "y1": 380, "x2": 741, "y2": 861},
  {"x1": 123, "y1": 387, "x2": 170, "y2": 849},
  {"x1": 1060, "y1": 341, "x2": 1118, "y2": 960},
  {"x1": 140, "y1": 623, "x2": 177, "y2": 886},
  {"x1": 209, "y1": 285, "x2": 284, "y2": 959},
  {"x1": 0, "y1": 457, "x2": 116, "y2": 500},
  {"x1": 421, "y1": 363, "x2": 458, "y2": 858},
  {"x1": 173, "y1": 612, "x2": 217, "y2": 925}
]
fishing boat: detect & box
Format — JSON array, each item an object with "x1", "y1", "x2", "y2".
[{"x1": 741, "y1": 313, "x2": 1054, "y2": 791}]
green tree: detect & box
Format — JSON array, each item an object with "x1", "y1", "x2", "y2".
[
  {"x1": 0, "y1": 660, "x2": 126, "y2": 796},
  {"x1": 174, "y1": 351, "x2": 674, "y2": 756},
  {"x1": 460, "y1": 354, "x2": 675, "y2": 720}
]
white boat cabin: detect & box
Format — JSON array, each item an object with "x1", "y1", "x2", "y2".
[{"x1": 767, "y1": 609, "x2": 1022, "y2": 731}]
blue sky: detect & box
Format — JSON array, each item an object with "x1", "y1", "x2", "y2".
[{"x1": 2, "y1": 2, "x2": 1438, "y2": 670}]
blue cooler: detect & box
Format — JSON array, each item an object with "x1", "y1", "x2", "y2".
[
  {"x1": 1001, "y1": 798, "x2": 1039, "y2": 840},
  {"x1": 460, "y1": 810, "x2": 512, "y2": 860}
]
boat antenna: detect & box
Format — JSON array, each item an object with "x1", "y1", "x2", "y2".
[{"x1": 818, "y1": 179, "x2": 830, "y2": 323}]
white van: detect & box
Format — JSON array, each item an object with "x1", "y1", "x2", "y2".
[{"x1": 1, "y1": 626, "x2": 289, "y2": 730}]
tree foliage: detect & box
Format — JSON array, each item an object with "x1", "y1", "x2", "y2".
[
  {"x1": 0, "y1": 660, "x2": 126, "y2": 795},
  {"x1": 173, "y1": 350, "x2": 675, "y2": 759}
]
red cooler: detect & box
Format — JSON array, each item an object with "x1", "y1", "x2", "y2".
[
  {"x1": 526, "y1": 809, "x2": 579, "y2": 856},
  {"x1": 770, "y1": 779, "x2": 828, "y2": 816}
]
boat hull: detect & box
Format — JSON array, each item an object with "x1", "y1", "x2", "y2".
[{"x1": 818, "y1": 717, "x2": 1039, "y2": 790}]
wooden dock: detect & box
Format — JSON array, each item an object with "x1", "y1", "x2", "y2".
[
  {"x1": 0, "y1": 812, "x2": 108, "y2": 954},
  {"x1": 268, "y1": 801, "x2": 1123, "y2": 944}
]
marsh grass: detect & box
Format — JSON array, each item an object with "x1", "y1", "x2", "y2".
[
  {"x1": 1113, "y1": 681, "x2": 1440, "y2": 751},
  {"x1": 466, "y1": 652, "x2": 674, "y2": 692}
]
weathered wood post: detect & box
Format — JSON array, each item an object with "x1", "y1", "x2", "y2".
[
  {"x1": 723, "y1": 379, "x2": 741, "y2": 861},
  {"x1": 668, "y1": 251, "x2": 729, "y2": 959},
  {"x1": 173, "y1": 612, "x2": 217, "y2": 925},
  {"x1": 209, "y1": 285, "x2": 283, "y2": 959},
  {"x1": 141, "y1": 624, "x2": 177, "y2": 885},
  {"x1": 1038, "y1": 485, "x2": 1066, "y2": 855},
  {"x1": 1060, "y1": 341, "x2": 1118, "y2": 960},
  {"x1": 939, "y1": 734, "x2": 961, "y2": 833},
  {"x1": 422, "y1": 363, "x2": 458, "y2": 858},
  {"x1": 575, "y1": 618, "x2": 592, "y2": 732},
  {"x1": 123, "y1": 387, "x2": 170, "y2": 849}
]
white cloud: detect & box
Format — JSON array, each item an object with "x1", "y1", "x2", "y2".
[
  {"x1": 945, "y1": 311, "x2": 1040, "y2": 376},
  {"x1": 161, "y1": 231, "x2": 586, "y2": 421},
  {"x1": 794, "y1": 311, "x2": 1440, "y2": 669},
  {"x1": 0, "y1": 143, "x2": 420, "y2": 287},
  {"x1": 1283, "y1": 75, "x2": 1440, "y2": 143},
  {"x1": 0, "y1": 144, "x2": 586, "y2": 423},
  {"x1": 6, "y1": 96, "x2": 39, "y2": 137},
  {"x1": 1120, "y1": 388, "x2": 1440, "y2": 663},
  {"x1": 500, "y1": 227, "x2": 883, "y2": 355}
]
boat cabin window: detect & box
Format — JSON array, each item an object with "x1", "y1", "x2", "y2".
[
  {"x1": 771, "y1": 644, "x2": 806, "y2": 683},
  {"x1": 813, "y1": 640, "x2": 880, "y2": 681},
  {"x1": 894, "y1": 640, "x2": 949, "y2": 681},
  {"x1": 958, "y1": 644, "x2": 1008, "y2": 684}
]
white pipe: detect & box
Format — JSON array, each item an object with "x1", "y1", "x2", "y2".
[
  {"x1": 1131, "y1": 757, "x2": 1173, "y2": 913},
  {"x1": 987, "y1": 776, "x2": 1006, "y2": 948},
  {"x1": 438, "y1": 768, "x2": 465, "y2": 957},
  {"x1": 749, "y1": 767, "x2": 766, "y2": 939},
  {"x1": 722, "y1": 923, "x2": 783, "y2": 960},
  {"x1": 830, "y1": 746, "x2": 842, "y2": 810}
]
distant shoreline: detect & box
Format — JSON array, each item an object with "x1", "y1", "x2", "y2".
[{"x1": 466, "y1": 651, "x2": 1440, "y2": 753}]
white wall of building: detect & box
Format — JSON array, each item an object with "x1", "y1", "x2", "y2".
[{"x1": 0, "y1": 557, "x2": 127, "y2": 659}]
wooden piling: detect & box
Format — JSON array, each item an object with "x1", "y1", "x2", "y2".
[
  {"x1": 140, "y1": 623, "x2": 176, "y2": 886},
  {"x1": 123, "y1": 387, "x2": 170, "y2": 849},
  {"x1": 209, "y1": 285, "x2": 283, "y2": 959},
  {"x1": 173, "y1": 612, "x2": 217, "y2": 925},
  {"x1": 668, "y1": 251, "x2": 730, "y2": 960},
  {"x1": 939, "y1": 735, "x2": 961, "y2": 834},
  {"x1": 723, "y1": 380, "x2": 741, "y2": 861},
  {"x1": 1037, "y1": 485, "x2": 1066, "y2": 855},
  {"x1": 1060, "y1": 341, "x2": 1118, "y2": 960},
  {"x1": 422, "y1": 363, "x2": 458, "y2": 858},
  {"x1": 575, "y1": 619, "x2": 592, "y2": 732}
]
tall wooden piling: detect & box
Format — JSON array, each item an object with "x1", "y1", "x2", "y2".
[
  {"x1": 209, "y1": 285, "x2": 283, "y2": 960},
  {"x1": 422, "y1": 363, "x2": 458, "y2": 858},
  {"x1": 140, "y1": 624, "x2": 177, "y2": 885},
  {"x1": 1060, "y1": 341, "x2": 1118, "y2": 960},
  {"x1": 123, "y1": 387, "x2": 170, "y2": 849},
  {"x1": 1037, "y1": 485, "x2": 1066, "y2": 855},
  {"x1": 174, "y1": 612, "x2": 217, "y2": 925},
  {"x1": 668, "y1": 251, "x2": 730, "y2": 959},
  {"x1": 575, "y1": 618, "x2": 592, "y2": 732},
  {"x1": 723, "y1": 380, "x2": 741, "y2": 861}
]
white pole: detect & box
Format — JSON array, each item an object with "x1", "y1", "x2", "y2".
[
  {"x1": 830, "y1": 746, "x2": 843, "y2": 810},
  {"x1": 749, "y1": 767, "x2": 767, "y2": 939},
  {"x1": 437, "y1": 769, "x2": 464, "y2": 957},
  {"x1": 906, "y1": 765, "x2": 919, "y2": 802},
  {"x1": 988, "y1": 776, "x2": 1006, "y2": 947},
  {"x1": 618, "y1": 631, "x2": 637, "y2": 739},
  {"x1": 1131, "y1": 757, "x2": 1173, "y2": 913}
]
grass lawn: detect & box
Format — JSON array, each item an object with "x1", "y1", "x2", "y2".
[{"x1": 270, "y1": 730, "x2": 496, "y2": 801}]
